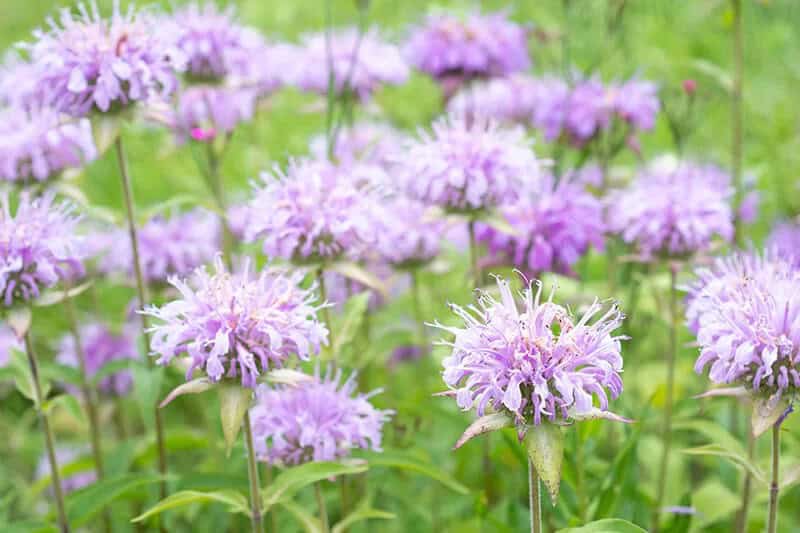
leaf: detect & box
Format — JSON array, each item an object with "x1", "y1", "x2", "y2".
[
  {"x1": 360, "y1": 451, "x2": 469, "y2": 494},
  {"x1": 34, "y1": 281, "x2": 92, "y2": 308},
  {"x1": 279, "y1": 501, "x2": 322, "y2": 533},
  {"x1": 67, "y1": 473, "x2": 164, "y2": 526},
  {"x1": 260, "y1": 368, "x2": 315, "y2": 387},
  {"x1": 132, "y1": 490, "x2": 249, "y2": 523},
  {"x1": 524, "y1": 422, "x2": 565, "y2": 503},
  {"x1": 328, "y1": 262, "x2": 388, "y2": 300},
  {"x1": 331, "y1": 292, "x2": 370, "y2": 359},
  {"x1": 780, "y1": 463, "x2": 800, "y2": 491},
  {"x1": 218, "y1": 386, "x2": 253, "y2": 456},
  {"x1": 43, "y1": 394, "x2": 86, "y2": 424},
  {"x1": 558, "y1": 518, "x2": 648, "y2": 532},
  {"x1": 132, "y1": 363, "x2": 163, "y2": 432},
  {"x1": 690, "y1": 59, "x2": 733, "y2": 93},
  {"x1": 332, "y1": 500, "x2": 395, "y2": 533},
  {"x1": 588, "y1": 426, "x2": 641, "y2": 520},
  {"x1": 90, "y1": 113, "x2": 123, "y2": 155},
  {"x1": 569, "y1": 408, "x2": 633, "y2": 424},
  {"x1": 682, "y1": 444, "x2": 766, "y2": 485},
  {"x1": 7, "y1": 307, "x2": 31, "y2": 338},
  {"x1": 261, "y1": 460, "x2": 368, "y2": 511},
  {"x1": 9, "y1": 346, "x2": 39, "y2": 406},
  {"x1": 159, "y1": 377, "x2": 214, "y2": 408},
  {"x1": 752, "y1": 394, "x2": 791, "y2": 438},
  {"x1": 692, "y1": 386, "x2": 748, "y2": 399},
  {"x1": 2, "y1": 521, "x2": 58, "y2": 533},
  {"x1": 672, "y1": 419, "x2": 745, "y2": 457},
  {"x1": 28, "y1": 456, "x2": 95, "y2": 498},
  {"x1": 478, "y1": 211, "x2": 520, "y2": 236},
  {"x1": 453, "y1": 413, "x2": 513, "y2": 449}
]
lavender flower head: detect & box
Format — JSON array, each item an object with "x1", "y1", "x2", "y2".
[
  {"x1": 144, "y1": 258, "x2": 328, "y2": 388},
  {"x1": 398, "y1": 115, "x2": 541, "y2": 212},
  {"x1": 405, "y1": 10, "x2": 530, "y2": 84},
  {"x1": 169, "y1": 85, "x2": 257, "y2": 142},
  {"x1": 0, "y1": 192, "x2": 85, "y2": 307},
  {"x1": 99, "y1": 209, "x2": 220, "y2": 284},
  {"x1": 245, "y1": 159, "x2": 383, "y2": 263},
  {"x1": 308, "y1": 122, "x2": 403, "y2": 168},
  {"x1": 375, "y1": 197, "x2": 443, "y2": 268},
  {"x1": 608, "y1": 158, "x2": 734, "y2": 259},
  {"x1": 24, "y1": 1, "x2": 185, "y2": 117},
  {"x1": 477, "y1": 173, "x2": 605, "y2": 277},
  {"x1": 447, "y1": 74, "x2": 540, "y2": 124},
  {"x1": 767, "y1": 219, "x2": 800, "y2": 268},
  {"x1": 250, "y1": 369, "x2": 391, "y2": 465},
  {"x1": 36, "y1": 447, "x2": 96, "y2": 494},
  {"x1": 0, "y1": 106, "x2": 96, "y2": 183},
  {"x1": 57, "y1": 321, "x2": 137, "y2": 396},
  {"x1": 0, "y1": 53, "x2": 46, "y2": 108},
  {"x1": 289, "y1": 28, "x2": 409, "y2": 99},
  {"x1": 529, "y1": 76, "x2": 570, "y2": 141},
  {"x1": 693, "y1": 252, "x2": 800, "y2": 400},
  {"x1": 436, "y1": 276, "x2": 625, "y2": 426}
]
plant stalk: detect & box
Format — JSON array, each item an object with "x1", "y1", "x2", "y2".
[
  {"x1": 205, "y1": 143, "x2": 235, "y2": 268},
  {"x1": 243, "y1": 411, "x2": 265, "y2": 533},
  {"x1": 734, "y1": 425, "x2": 755, "y2": 533},
  {"x1": 315, "y1": 482, "x2": 329, "y2": 533},
  {"x1": 767, "y1": 424, "x2": 780, "y2": 533},
  {"x1": 316, "y1": 268, "x2": 335, "y2": 354},
  {"x1": 467, "y1": 219, "x2": 480, "y2": 289},
  {"x1": 528, "y1": 458, "x2": 542, "y2": 533}
]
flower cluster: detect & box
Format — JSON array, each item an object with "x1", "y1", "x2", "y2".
[
  {"x1": 767, "y1": 219, "x2": 800, "y2": 268},
  {"x1": 144, "y1": 258, "x2": 328, "y2": 388},
  {"x1": 0, "y1": 52, "x2": 45, "y2": 108},
  {"x1": 607, "y1": 158, "x2": 734, "y2": 259},
  {"x1": 23, "y1": 1, "x2": 185, "y2": 116},
  {"x1": 308, "y1": 122, "x2": 403, "y2": 169},
  {"x1": 375, "y1": 197, "x2": 443, "y2": 268},
  {"x1": 171, "y1": 85, "x2": 257, "y2": 141},
  {"x1": 446, "y1": 74, "x2": 540, "y2": 124},
  {"x1": 0, "y1": 193, "x2": 85, "y2": 307},
  {"x1": 57, "y1": 322, "x2": 137, "y2": 396},
  {"x1": 249, "y1": 369, "x2": 391, "y2": 465},
  {"x1": 477, "y1": 174, "x2": 605, "y2": 277},
  {"x1": 436, "y1": 276, "x2": 626, "y2": 426},
  {"x1": 245, "y1": 159, "x2": 383, "y2": 263},
  {"x1": 0, "y1": 107, "x2": 96, "y2": 183},
  {"x1": 692, "y1": 252, "x2": 800, "y2": 400},
  {"x1": 398, "y1": 115, "x2": 541, "y2": 212}
]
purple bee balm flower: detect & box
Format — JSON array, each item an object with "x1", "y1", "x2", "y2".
[
  {"x1": 693, "y1": 252, "x2": 800, "y2": 400},
  {"x1": 405, "y1": 10, "x2": 530, "y2": 85},
  {"x1": 308, "y1": 122, "x2": 403, "y2": 169},
  {"x1": 435, "y1": 276, "x2": 626, "y2": 426},
  {"x1": 99, "y1": 208, "x2": 220, "y2": 284},
  {"x1": 0, "y1": 324, "x2": 22, "y2": 368},
  {"x1": 245, "y1": 159, "x2": 383, "y2": 263},
  {"x1": 0, "y1": 53, "x2": 46, "y2": 108},
  {"x1": 375, "y1": 197, "x2": 443, "y2": 268},
  {"x1": 171, "y1": 85, "x2": 257, "y2": 141},
  {"x1": 530, "y1": 76, "x2": 570, "y2": 141},
  {"x1": 36, "y1": 446, "x2": 96, "y2": 494},
  {"x1": 288, "y1": 28, "x2": 409, "y2": 100},
  {"x1": 57, "y1": 321, "x2": 137, "y2": 396},
  {"x1": 144, "y1": 257, "x2": 328, "y2": 388},
  {"x1": 607, "y1": 157, "x2": 734, "y2": 260},
  {"x1": 0, "y1": 192, "x2": 85, "y2": 307},
  {"x1": 398, "y1": 115, "x2": 542, "y2": 213},
  {"x1": 476, "y1": 173, "x2": 604, "y2": 277},
  {"x1": 447, "y1": 74, "x2": 540, "y2": 124},
  {"x1": 0, "y1": 106, "x2": 96, "y2": 183},
  {"x1": 767, "y1": 219, "x2": 800, "y2": 268},
  {"x1": 249, "y1": 368, "x2": 392, "y2": 465},
  {"x1": 23, "y1": 0, "x2": 185, "y2": 117}
]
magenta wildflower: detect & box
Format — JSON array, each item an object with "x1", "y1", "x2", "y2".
[
  {"x1": 249, "y1": 368, "x2": 391, "y2": 465},
  {"x1": 144, "y1": 258, "x2": 328, "y2": 388},
  {"x1": 0, "y1": 192, "x2": 84, "y2": 307},
  {"x1": 435, "y1": 276, "x2": 625, "y2": 426}
]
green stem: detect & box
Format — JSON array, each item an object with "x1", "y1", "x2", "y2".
[
  {"x1": 767, "y1": 424, "x2": 780, "y2": 533},
  {"x1": 528, "y1": 458, "x2": 542, "y2": 533},
  {"x1": 324, "y1": 0, "x2": 336, "y2": 160},
  {"x1": 24, "y1": 331, "x2": 71, "y2": 533},
  {"x1": 467, "y1": 219, "x2": 480, "y2": 289},
  {"x1": 317, "y1": 268, "x2": 335, "y2": 355},
  {"x1": 315, "y1": 482, "x2": 329, "y2": 533},
  {"x1": 731, "y1": 0, "x2": 744, "y2": 246},
  {"x1": 205, "y1": 143, "x2": 235, "y2": 268},
  {"x1": 114, "y1": 136, "x2": 169, "y2": 505},
  {"x1": 734, "y1": 425, "x2": 755, "y2": 533},
  {"x1": 243, "y1": 411, "x2": 265, "y2": 533}
]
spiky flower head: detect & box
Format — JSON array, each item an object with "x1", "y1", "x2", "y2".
[
  {"x1": 245, "y1": 159, "x2": 383, "y2": 263},
  {"x1": 24, "y1": 1, "x2": 185, "y2": 117},
  {"x1": 57, "y1": 321, "x2": 137, "y2": 396},
  {"x1": 0, "y1": 53, "x2": 46, "y2": 108},
  {"x1": 250, "y1": 368, "x2": 391, "y2": 465},
  {"x1": 0, "y1": 192, "x2": 84, "y2": 307},
  {"x1": 436, "y1": 276, "x2": 625, "y2": 427},
  {"x1": 170, "y1": 85, "x2": 257, "y2": 141},
  {"x1": 477, "y1": 174, "x2": 605, "y2": 277},
  {"x1": 144, "y1": 258, "x2": 328, "y2": 388},
  {"x1": 398, "y1": 115, "x2": 541, "y2": 213},
  {"x1": 767, "y1": 219, "x2": 800, "y2": 268},
  {"x1": 0, "y1": 106, "x2": 96, "y2": 183},
  {"x1": 375, "y1": 197, "x2": 443, "y2": 268},
  {"x1": 607, "y1": 157, "x2": 734, "y2": 260}
]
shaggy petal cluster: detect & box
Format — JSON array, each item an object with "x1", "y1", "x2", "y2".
[
  {"x1": 406, "y1": 11, "x2": 530, "y2": 82},
  {"x1": 57, "y1": 322, "x2": 137, "y2": 396},
  {"x1": 0, "y1": 193, "x2": 84, "y2": 307},
  {"x1": 99, "y1": 209, "x2": 219, "y2": 283},
  {"x1": 250, "y1": 369, "x2": 391, "y2": 465},
  {"x1": 0, "y1": 107, "x2": 96, "y2": 183},
  {"x1": 36, "y1": 447, "x2": 96, "y2": 493},
  {"x1": 607, "y1": 158, "x2": 734, "y2": 259},
  {"x1": 436, "y1": 277, "x2": 625, "y2": 425},
  {"x1": 308, "y1": 122, "x2": 403, "y2": 168},
  {"x1": 398, "y1": 115, "x2": 540, "y2": 212},
  {"x1": 693, "y1": 252, "x2": 800, "y2": 399},
  {"x1": 767, "y1": 220, "x2": 800, "y2": 268},
  {"x1": 245, "y1": 159, "x2": 383, "y2": 263},
  {"x1": 477, "y1": 174, "x2": 605, "y2": 276},
  {"x1": 144, "y1": 258, "x2": 328, "y2": 388},
  {"x1": 289, "y1": 28, "x2": 409, "y2": 99},
  {"x1": 0, "y1": 53, "x2": 46, "y2": 108},
  {"x1": 24, "y1": 1, "x2": 185, "y2": 116},
  {"x1": 171, "y1": 85, "x2": 257, "y2": 141},
  {"x1": 529, "y1": 76, "x2": 570, "y2": 141},
  {"x1": 447, "y1": 74, "x2": 540, "y2": 124},
  {"x1": 375, "y1": 197, "x2": 443, "y2": 267}
]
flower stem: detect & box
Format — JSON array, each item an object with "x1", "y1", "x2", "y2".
[
  {"x1": 528, "y1": 458, "x2": 542, "y2": 533},
  {"x1": 653, "y1": 263, "x2": 679, "y2": 532},
  {"x1": 24, "y1": 331, "x2": 70, "y2": 533},
  {"x1": 767, "y1": 424, "x2": 780, "y2": 533},
  {"x1": 734, "y1": 423, "x2": 754, "y2": 533},
  {"x1": 731, "y1": 0, "x2": 744, "y2": 246},
  {"x1": 114, "y1": 135, "x2": 169, "y2": 504},
  {"x1": 243, "y1": 411, "x2": 265, "y2": 533},
  {"x1": 316, "y1": 268, "x2": 335, "y2": 355},
  {"x1": 467, "y1": 219, "x2": 480, "y2": 289},
  {"x1": 315, "y1": 482, "x2": 329, "y2": 533},
  {"x1": 204, "y1": 142, "x2": 235, "y2": 268}
]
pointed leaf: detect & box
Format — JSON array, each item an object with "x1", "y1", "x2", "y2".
[
  {"x1": 261, "y1": 460, "x2": 368, "y2": 511},
  {"x1": 693, "y1": 386, "x2": 749, "y2": 399},
  {"x1": 752, "y1": 394, "x2": 791, "y2": 437},
  {"x1": 90, "y1": 114, "x2": 123, "y2": 155},
  {"x1": 280, "y1": 501, "x2": 323, "y2": 533},
  {"x1": 682, "y1": 444, "x2": 766, "y2": 485},
  {"x1": 479, "y1": 211, "x2": 520, "y2": 237},
  {"x1": 780, "y1": 464, "x2": 800, "y2": 491},
  {"x1": 219, "y1": 386, "x2": 253, "y2": 456},
  {"x1": 43, "y1": 394, "x2": 86, "y2": 424},
  {"x1": 328, "y1": 262, "x2": 389, "y2": 300},
  {"x1": 67, "y1": 473, "x2": 165, "y2": 526},
  {"x1": 524, "y1": 423, "x2": 564, "y2": 503},
  {"x1": 331, "y1": 292, "x2": 370, "y2": 359},
  {"x1": 131, "y1": 490, "x2": 249, "y2": 523},
  {"x1": 132, "y1": 363, "x2": 163, "y2": 432},
  {"x1": 34, "y1": 281, "x2": 92, "y2": 308},
  {"x1": 454, "y1": 413, "x2": 513, "y2": 449},
  {"x1": 160, "y1": 377, "x2": 214, "y2": 408},
  {"x1": 7, "y1": 307, "x2": 31, "y2": 338},
  {"x1": 558, "y1": 518, "x2": 647, "y2": 532},
  {"x1": 261, "y1": 368, "x2": 315, "y2": 387},
  {"x1": 569, "y1": 408, "x2": 634, "y2": 424},
  {"x1": 333, "y1": 500, "x2": 395, "y2": 533},
  {"x1": 360, "y1": 451, "x2": 469, "y2": 494}
]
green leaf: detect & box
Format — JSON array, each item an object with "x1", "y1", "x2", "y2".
[
  {"x1": 331, "y1": 292, "x2": 370, "y2": 359},
  {"x1": 328, "y1": 262, "x2": 388, "y2": 300},
  {"x1": 682, "y1": 444, "x2": 766, "y2": 485},
  {"x1": 752, "y1": 394, "x2": 791, "y2": 438},
  {"x1": 588, "y1": 426, "x2": 641, "y2": 520},
  {"x1": 9, "y1": 346, "x2": 39, "y2": 406},
  {"x1": 453, "y1": 413, "x2": 513, "y2": 449},
  {"x1": 218, "y1": 386, "x2": 253, "y2": 456},
  {"x1": 1, "y1": 521, "x2": 58, "y2": 533},
  {"x1": 279, "y1": 500, "x2": 322, "y2": 533},
  {"x1": 332, "y1": 499, "x2": 395, "y2": 533},
  {"x1": 261, "y1": 460, "x2": 368, "y2": 511},
  {"x1": 132, "y1": 363, "x2": 163, "y2": 432},
  {"x1": 43, "y1": 394, "x2": 86, "y2": 424},
  {"x1": 559, "y1": 518, "x2": 648, "y2": 532},
  {"x1": 132, "y1": 489, "x2": 249, "y2": 523},
  {"x1": 524, "y1": 422, "x2": 565, "y2": 503},
  {"x1": 672, "y1": 419, "x2": 746, "y2": 457},
  {"x1": 28, "y1": 456, "x2": 95, "y2": 499},
  {"x1": 690, "y1": 59, "x2": 733, "y2": 93},
  {"x1": 90, "y1": 113, "x2": 123, "y2": 155},
  {"x1": 361, "y1": 451, "x2": 469, "y2": 495},
  {"x1": 159, "y1": 377, "x2": 214, "y2": 408},
  {"x1": 34, "y1": 281, "x2": 92, "y2": 308},
  {"x1": 780, "y1": 463, "x2": 800, "y2": 491},
  {"x1": 67, "y1": 473, "x2": 164, "y2": 526}
]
